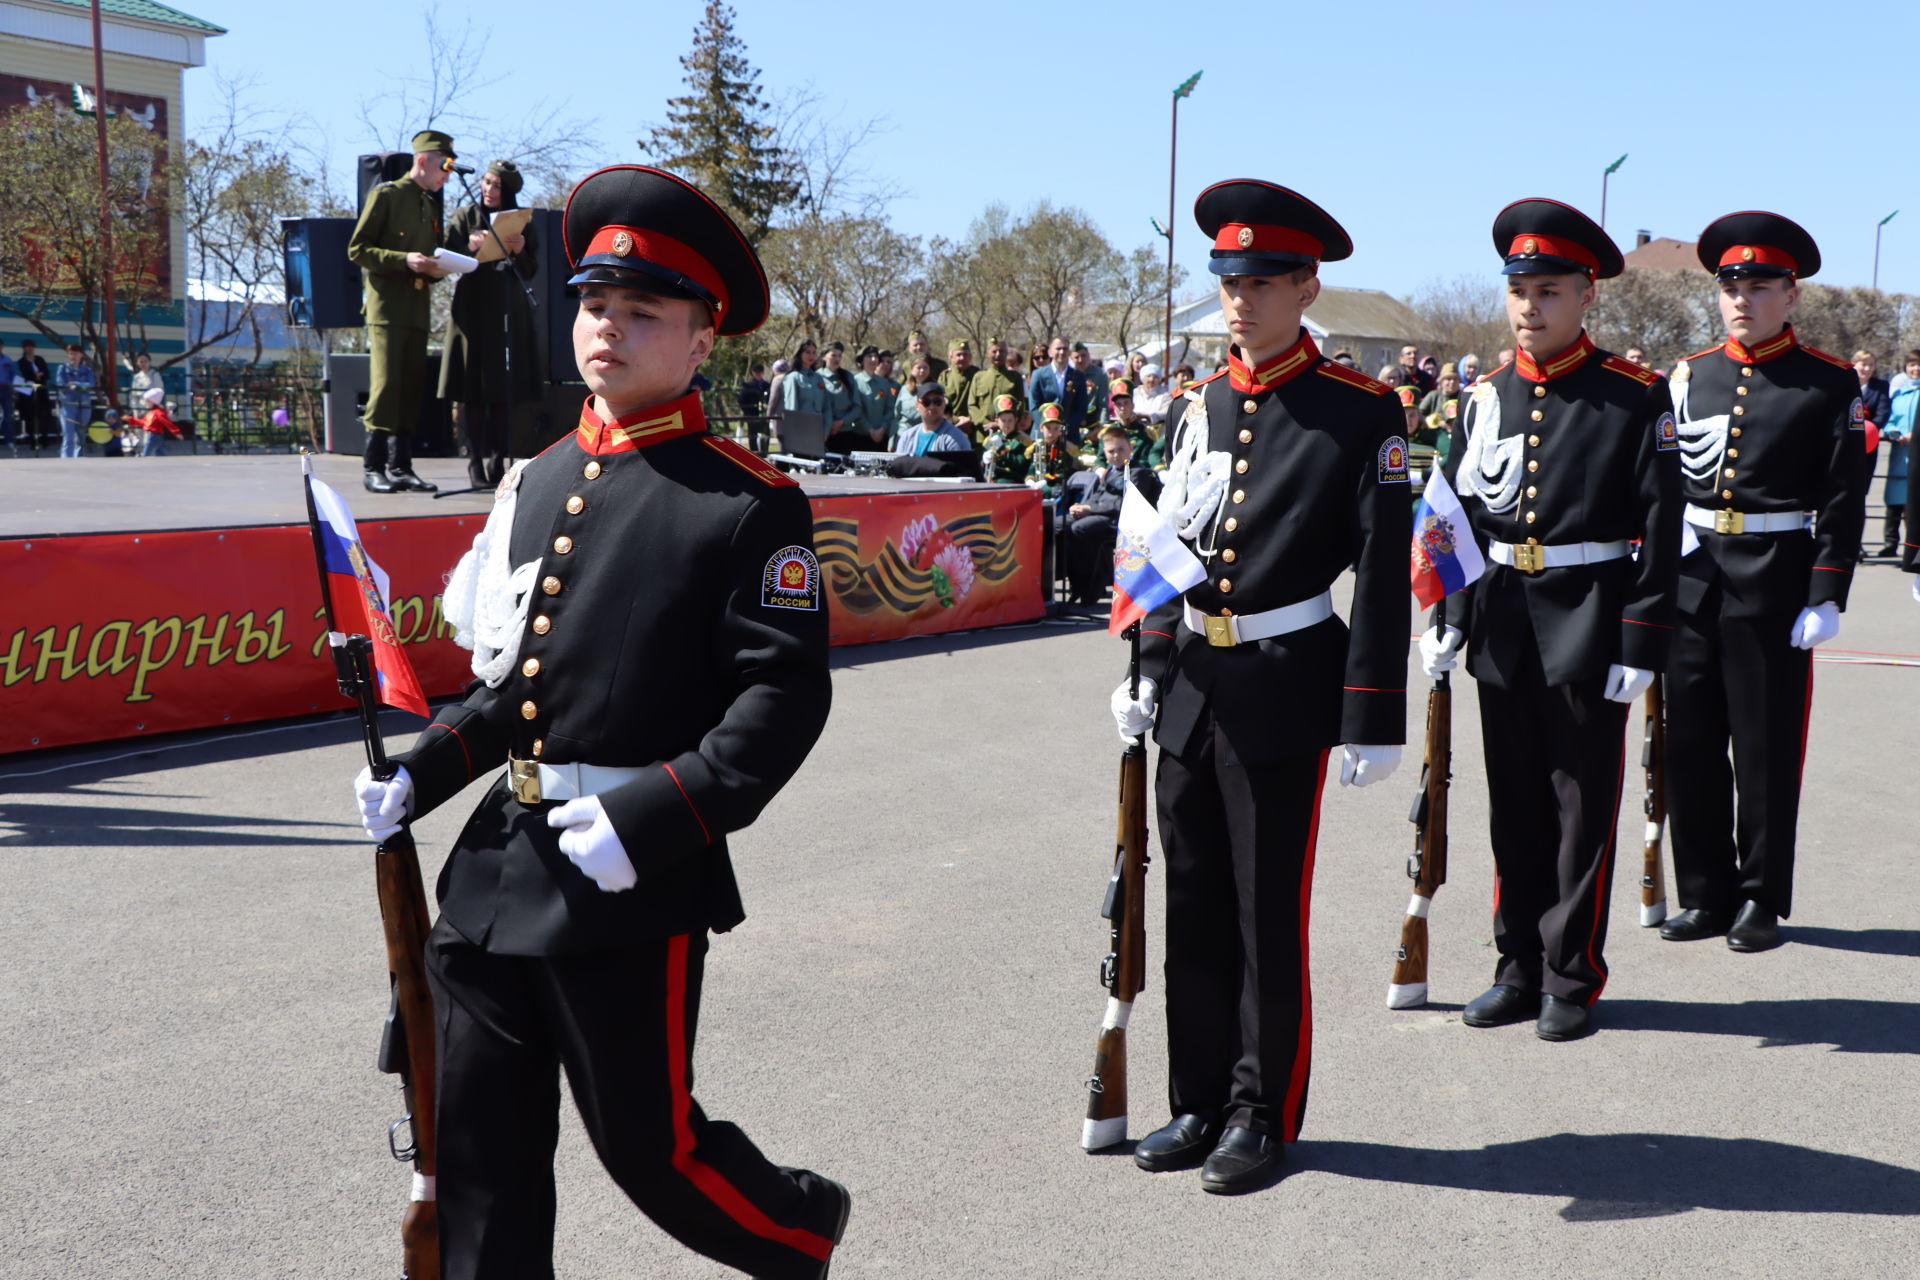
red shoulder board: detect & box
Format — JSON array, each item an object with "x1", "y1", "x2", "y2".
[
  {"x1": 1801, "y1": 343, "x2": 1853, "y2": 371},
  {"x1": 1601, "y1": 354, "x2": 1659, "y2": 386},
  {"x1": 1184, "y1": 369, "x2": 1229, "y2": 394},
  {"x1": 1316, "y1": 362, "x2": 1391, "y2": 395},
  {"x1": 1680, "y1": 342, "x2": 1727, "y2": 363},
  {"x1": 703, "y1": 435, "x2": 798, "y2": 487}
]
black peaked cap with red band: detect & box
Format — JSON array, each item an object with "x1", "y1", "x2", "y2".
[
  {"x1": 1194, "y1": 179, "x2": 1352, "y2": 277},
  {"x1": 1696, "y1": 211, "x2": 1821, "y2": 282},
  {"x1": 563, "y1": 165, "x2": 769, "y2": 336},
  {"x1": 1491, "y1": 198, "x2": 1623, "y2": 280}
]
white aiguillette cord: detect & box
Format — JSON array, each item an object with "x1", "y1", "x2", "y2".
[{"x1": 443, "y1": 460, "x2": 542, "y2": 687}]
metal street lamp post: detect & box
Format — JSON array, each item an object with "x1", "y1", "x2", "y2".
[
  {"x1": 1873, "y1": 210, "x2": 1898, "y2": 291},
  {"x1": 1599, "y1": 153, "x2": 1627, "y2": 230},
  {"x1": 1165, "y1": 71, "x2": 1201, "y2": 369}
]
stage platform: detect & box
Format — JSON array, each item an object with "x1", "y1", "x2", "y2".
[{"x1": 3, "y1": 453, "x2": 1046, "y2": 753}]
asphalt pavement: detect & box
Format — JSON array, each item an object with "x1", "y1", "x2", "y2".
[{"x1": 4, "y1": 563, "x2": 1917, "y2": 1279}]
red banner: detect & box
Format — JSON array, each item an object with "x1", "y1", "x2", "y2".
[
  {"x1": 811, "y1": 487, "x2": 1044, "y2": 645},
  {"x1": 3, "y1": 487, "x2": 1044, "y2": 754}
]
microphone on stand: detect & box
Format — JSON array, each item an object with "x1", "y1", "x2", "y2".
[{"x1": 441, "y1": 158, "x2": 476, "y2": 175}]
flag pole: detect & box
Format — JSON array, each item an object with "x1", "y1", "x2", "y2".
[{"x1": 301, "y1": 452, "x2": 341, "y2": 634}]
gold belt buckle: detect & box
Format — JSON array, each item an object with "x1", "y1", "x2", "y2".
[
  {"x1": 1509, "y1": 542, "x2": 1543, "y2": 573},
  {"x1": 1714, "y1": 509, "x2": 1743, "y2": 535},
  {"x1": 508, "y1": 758, "x2": 542, "y2": 805},
  {"x1": 1202, "y1": 614, "x2": 1238, "y2": 647}
]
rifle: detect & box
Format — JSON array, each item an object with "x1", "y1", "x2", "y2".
[
  {"x1": 303, "y1": 463, "x2": 438, "y2": 1279},
  {"x1": 1639, "y1": 676, "x2": 1669, "y2": 927},
  {"x1": 1082, "y1": 624, "x2": 1149, "y2": 1151},
  {"x1": 1387, "y1": 668, "x2": 1450, "y2": 1010}
]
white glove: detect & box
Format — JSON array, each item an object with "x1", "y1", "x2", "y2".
[
  {"x1": 1789, "y1": 602, "x2": 1840, "y2": 650},
  {"x1": 547, "y1": 796, "x2": 637, "y2": 893},
  {"x1": 1603, "y1": 664, "x2": 1656, "y2": 703},
  {"x1": 1339, "y1": 744, "x2": 1403, "y2": 788},
  {"x1": 1418, "y1": 626, "x2": 1464, "y2": 678},
  {"x1": 353, "y1": 765, "x2": 415, "y2": 841},
  {"x1": 1110, "y1": 676, "x2": 1158, "y2": 745}
]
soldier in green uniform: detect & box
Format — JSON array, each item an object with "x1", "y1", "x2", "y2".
[
  {"x1": 1027, "y1": 402, "x2": 1082, "y2": 496},
  {"x1": 1103, "y1": 378, "x2": 1158, "y2": 462},
  {"x1": 964, "y1": 337, "x2": 1027, "y2": 429},
  {"x1": 938, "y1": 339, "x2": 979, "y2": 437},
  {"x1": 347, "y1": 129, "x2": 454, "y2": 493},
  {"x1": 981, "y1": 392, "x2": 1032, "y2": 482},
  {"x1": 905, "y1": 329, "x2": 946, "y2": 384}
]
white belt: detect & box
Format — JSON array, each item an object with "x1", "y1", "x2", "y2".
[
  {"x1": 1183, "y1": 591, "x2": 1333, "y2": 647},
  {"x1": 1684, "y1": 503, "x2": 1812, "y2": 535},
  {"x1": 1489, "y1": 539, "x2": 1630, "y2": 573},
  {"x1": 506, "y1": 759, "x2": 646, "y2": 805}
]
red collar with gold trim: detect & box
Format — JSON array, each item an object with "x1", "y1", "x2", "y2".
[
  {"x1": 1514, "y1": 330, "x2": 1595, "y2": 383},
  {"x1": 1724, "y1": 326, "x2": 1798, "y2": 365},
  {"x1": 1228, "y1": 331, "x2": 1320, "y2": 394},
  {"x1": 574, "y1": 391, "x2": 709, "y2": 455}
]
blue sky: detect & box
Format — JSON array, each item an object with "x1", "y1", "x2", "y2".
[{"x1": 186, "y1": 0, "x2": 1919, "y2": 300}]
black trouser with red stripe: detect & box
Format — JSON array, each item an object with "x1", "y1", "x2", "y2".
[
  {"x1": 1156, "y1": 703, "x2": 1329, "y2": 1141},
  {"x1": 1475, "y1": 654, "x2": 1629, "y2": 1006},
  {"x1": 425, "y1": 919, "x2": 841, "y2": 1280},
  {"x1": 1664, "y1": 582, "x2": 1812, "y2": 918}
]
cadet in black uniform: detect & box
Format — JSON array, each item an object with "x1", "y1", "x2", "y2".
[
  {"x1": 1423, "y1": 200, "x2": 1681, "y2": 1041},
  {"x1": 1111, "y1": 181, "x2": 1410, "y2": 1192},
  {"x1": 350, "y1": 166, "x2": 850, "y2": 1280},
  {"x1": 1657, "y1": 213, "x2": 1868, "y2": 953}
]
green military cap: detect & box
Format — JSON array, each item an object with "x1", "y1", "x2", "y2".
[
  {"x1": 908, "y1": 329, "x2": 927, "y2": 341},
  {"x1": 410, "y1": 130, "x2": 456, "y2": 157},
  {"x1": 949, "y1": 338, "x2": 971, "y2": 355}
]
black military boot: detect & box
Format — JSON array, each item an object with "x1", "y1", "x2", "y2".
[
  {"x1": 361, "y1": 432, "x2": 396, "y2": 493},
  {"x1": 387, "y1": 433, "x2": 437, "y2": 493}
]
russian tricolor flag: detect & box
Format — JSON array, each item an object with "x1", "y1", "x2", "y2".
[
  {"x1": 1109, "y1": 481, "x2": 1207, "y2": 636},
  {"x1": 1409, "y1": 468, "x2": 1486, "y2": 608},
  {"x1": 304, "y1": 463, "x2": 430, "y2": 716}
]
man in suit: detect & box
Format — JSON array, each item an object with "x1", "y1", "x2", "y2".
[
  {"x1": 1657, "y1": 213, "x2": 1867, "y2": 953},
  {"x1": 350, "y1": 164, "x2": 850, "y2": 1280},
  {"x1": 1423, "y1": 199, "x2": 1681, "y2": 1040},
  {"x1": 1110, "y1": 179, "x2": 1409, "y2": 1192}
]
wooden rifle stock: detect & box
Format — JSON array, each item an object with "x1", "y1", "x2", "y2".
[
  {"x1": 1084, "y1": 627, "x2": 1149, "y2": 1151},
  {"x1": 1388, "y1": 672, "x2": 1450, "y2": 1009},
  {"x1": 335, "y1": 636, "x2": 440, "y2": 1280},
  {"x1": 1639, "y1": 676, "x2": 1669, "y2": 927}
]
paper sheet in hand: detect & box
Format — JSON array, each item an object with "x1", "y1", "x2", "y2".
[
  {"x1": 474, "y1": 208, "x2": 533, "y2": 263},
  {"x1": 430, "y1": 247, "x2": 480, "y2": 276}
]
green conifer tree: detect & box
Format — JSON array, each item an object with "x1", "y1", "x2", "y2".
[{"x1": 642, "y1": 1, "x2": 797, "y2": 246}]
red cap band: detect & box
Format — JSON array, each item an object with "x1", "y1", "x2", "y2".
[
  {"x1": 1718, "y1": 243, "x2": 1799, "y2": 273},
  {"x1": 1507, "y1": 233, "x2": 1599, "y2": 273},
  {"x1": 582, "y1": 225, "x2": 730, "y2": 315},
  {"x1": 1214, "y1": 223, "x2": 1324, "y2": 260}
]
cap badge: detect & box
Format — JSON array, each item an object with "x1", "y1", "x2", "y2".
[
  {"x1": 610, "y1": 230, "x2": 634, "y2": 257},
  {"x1": 1236, "y1": 226, "x2": 1255, "y2": 249},
  {"x1": 1522, "y1": 238, "x2": 1538, "y2": 255},
  {"x1": 1741, "y1": 247, "x2": 1756, "y2": 262}
]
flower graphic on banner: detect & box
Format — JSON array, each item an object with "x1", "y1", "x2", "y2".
[{"x1": 814, "y1": 509, "x2": 1023, "y2": 616}]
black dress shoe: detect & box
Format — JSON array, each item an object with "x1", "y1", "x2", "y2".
[
  {"x1": 1660, "y1": 907, "x2": 1730, "y2": 941},
  {"x1": 1727, "y1": 901, "x2": 1782, "y2": 952},
  {"x1": 1536, "y1": 995, "x2": 1594, "y2": 1041},
  {"x1": 1461, "y1": 984, "x2": 1539, "y2": 1028},
  {"x1": 1133, "y1": 1114, "x2": 1219, "y2": 1172},
  {"x1": 362, "y1": 468, "x2": 396, "y2": 494},
  {"x1": 1200, "y1": 1125, "x2": 1284, "y2": 1195},
  {"x1": 388, "y1": 467, "x2": 438, "y2": 493},
  {"x1": 807, "y1": 1176, "x2": 853, "y2": 1279}
]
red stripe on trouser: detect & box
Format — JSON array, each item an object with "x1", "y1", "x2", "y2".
[
  {"x1": 1581, "y1": 728, "x2": 1630, "y2": 1006},
  {"x1": 1278, "y1": 749, "x2": 1331, "y2": 1142},
  {"x1": 664, "y1": 935, "x2": 834, "y2": 1263}
]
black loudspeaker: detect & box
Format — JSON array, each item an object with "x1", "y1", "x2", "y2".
[
  {"x1": 531, "y1": 208, "x2": 581, "y2": 383},
  {"x1": 322, "y1": 350, "x2": 455, "y2": 457},
  {"x1": 357, "y1": 152, "x2": 412, "y2": 210},
  {"x1": 282, "y1": 217, "x2": 362, "y2": 329}
]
